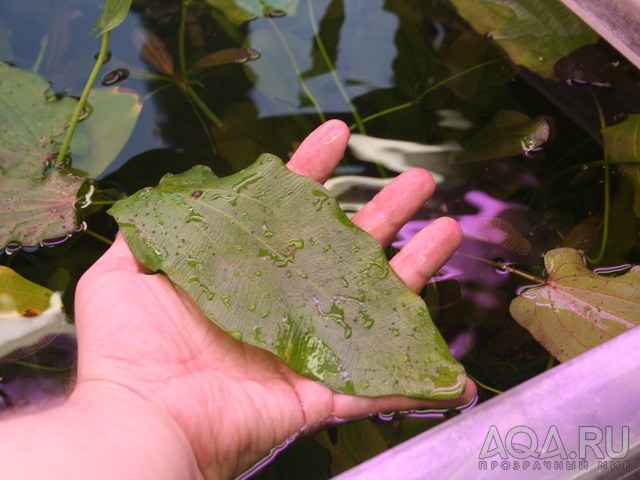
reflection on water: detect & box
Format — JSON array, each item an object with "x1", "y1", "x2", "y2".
[{"x1": 245, "y1": 0, "x2": 399, "y2": 118}]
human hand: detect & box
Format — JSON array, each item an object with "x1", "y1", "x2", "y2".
[{"x1": 74, "y1": 120, "x2": 476, "y2": 479}]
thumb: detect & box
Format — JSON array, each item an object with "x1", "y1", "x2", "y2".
[{"x1": 87, "y1": 233, "x2": 151, "y2": 275}]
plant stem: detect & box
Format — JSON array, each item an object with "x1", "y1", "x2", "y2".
[
  {"x1": 353, "y1": 58, "x2": 506, "y2": 130},
  {"x1": 467, "y1": 374, "x2": 503, "y2": 395},
  {"x1": 185, "y1": 86, "x2": 225, "y2": 129},
  {"x1": 546, "y1": 355, "x2": 556, "y2": 370},
  {"x1": 587, "y1": 90, "x2": 610, "y2": 265},
  {"x1": 11, "y1": 360, "x2": 72, "y2": 372},
  {"x1": 306, "y1": 0, "x2": 365, "y2": 134},
  {"x1": 210, "y1": 8, "x2": 244, "y2": 44},
  {"x1": 457, "y1": 252, "x2": 545, "y2": 284},
  {"x1": 84, "y1": 229, "x2": 114, "y2": 245},
  {"x1": 55, "y1": 31, "x2": 110, "y2": 169},
  {"x1": 143, "y1": 81, "x2": 174, "y2": 101},
  {"x1": 267, "y1": 17, "x2": 326, "y2": 124},
  {"x1": 32, "y1": 34, "x2": 49, "y2": 74},
  {"x1": 549, "y1": 156, "x2": 640, "y2": 179},
  {"x1": 178, "y1": 1, "x2": 188, "y2": 74}
]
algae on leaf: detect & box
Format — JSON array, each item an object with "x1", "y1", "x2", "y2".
[
  {"x1": 109, "y1": 154, "x2": 465, "y2": 399},
  {"x1": 510, "y1": 248, "x2": 640, "y2": 362}
]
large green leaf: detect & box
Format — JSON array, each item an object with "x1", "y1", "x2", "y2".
[
  {"x1": 447, "y1": 0, "x2": 598, "y2": 78},
  {"x1": 109, "y1": 154, "x2": 465, "y2": 399},
  {"x1": 0, "y1": 266, "x2": 67, "y2": 360},
  {"x1": 601, "y1": 114, "x2": 640, "y2": 218},
  {"x1": 510, "y1": 248, "x2": 640, "y2": 362},
  {"x1": 0, "y1": 63, "x2": 85, "y2": 248}
]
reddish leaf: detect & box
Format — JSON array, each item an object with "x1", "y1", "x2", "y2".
[{"x1": 510, "y1": 248, "x2": 640, "y2": 361}]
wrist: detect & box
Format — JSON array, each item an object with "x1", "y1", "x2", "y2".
[
  {"x1": 72, "y1": 380, "x2": 204, "y2": 479},
  {"x1": 0, "y1": 380, "x2": 203, "y2": 480}
]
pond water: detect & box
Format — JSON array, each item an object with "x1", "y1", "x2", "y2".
[{"x1": 1, "y1": 0, "x2": 639, "y2": 477}]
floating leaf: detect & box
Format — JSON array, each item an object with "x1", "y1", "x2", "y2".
[
  {"x1": 453, "y1": 110, "x2": 553, "y2": 162},
  {"x1": 206, "y1": 0, "x2": 299, "y2": 25},
  {"x1": 71, "y1": 87, "x2": 143, "y2": 178},
  {"x1": 0, "y1": 266, "x2": 66, "y2": 360},
  {"x1": 190, "y1": 48, "x2": 261, "y2": 72},
  {"x1": 0, "y1": 63, "x2": 85, "y2": 248},
  {"x1": 447, "y1": 0, "x2": 598, "y2": 78},
  {"x1": 91, "y1": 0, "x2": 133, "y2": 36},
  {"x1": 601, "y1": 114, "x2": 640, "y2": 218},
  {"x1": 109, "y1": 154, "x2": 465, "y2": 399},
  {"x1": 510, "y1": 248, "x2": 640, "y2": 362}
]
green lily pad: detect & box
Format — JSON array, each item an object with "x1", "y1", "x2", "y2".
[
  {"x1": 109, "y1": 154, "x2": 465, "y2": 399},
  {"x1": 0, "y1": 62, "x2": 85, "y2": 248},
  {"x1": 0, "y1": 266, "x2": 67, "y2": 360},
  {"x1": 447, "y1": 0, "x2": 598, "y2": 78},
  {"x1": 510, "y1": 248, "x2": 640, "y2": 362}
]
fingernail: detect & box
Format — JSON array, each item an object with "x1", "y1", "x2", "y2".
[{"x1": 322, "y1": 120, "x2": 348, "y2": 144}]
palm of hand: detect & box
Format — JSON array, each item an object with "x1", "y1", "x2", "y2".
[{"x1": 74, "y1": 120, "x2": 475, "y2": 479}]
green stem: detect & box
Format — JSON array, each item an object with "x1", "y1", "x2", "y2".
[
  {"x1": 55, "y1": 31, "x2": 110, "y2": 169},
  {"x1": 467, "y1": 374, "x2": 503, "y2": 395},
  {"x1": 209, "y1": 8, "x2": 244, "y2": 44},
  {"x1": 184, "y1": 86, "x2": 224, "y2": 129},
  {"x1": 267, "y1": 17, "x2": 326, "y2": 124},
  {"x1": 306, "y1": 0, "x2": 364, "y2": 134},
  {"x1": 549, "y1": 156, "x2": 640, "y2": 179},
  {"x1": 178, "y1": 1, "x2": 188, "y2": 74},
  {"x1": 32, "y1": 34, "x2": 49, "y2": 74},
  {"x1": 87, "y1": 200, "x2": 117, "y2": 205},
  {"x1": 84, "y1": 229, "x2": 114, "y2": 245},
  {"x1": 456, "y1": 252, "x2": 545, "y2": 284},
  {"x1": 143, "y1": 81, "x2": 174, "y2": 101},
  {"x1": 546, "y1": 355, "x2": 556, "y2": 371},
  {"x1": 353, "y1": 57, "x2": 506, "y2": 130},
  {"x1": 586, "y1": 90, "x2": 610, "y2": 265},
  {"x1": 11, "y1": 360, "x2": 72, "y2": 372}
]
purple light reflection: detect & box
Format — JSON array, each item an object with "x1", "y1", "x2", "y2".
[
  {"x1": 394, "y1": 189, "x2": 530, "y2": 289},
  {"x1": 392, "y1": 189, "x2": 532, "y2": 360}
]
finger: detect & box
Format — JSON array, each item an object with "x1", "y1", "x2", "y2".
[
  {"x1": 351, "y1": 169, "x2": 435, "y2": 247},
  {"x1": 389, "y1": 217, "x2": 462, "y2": 293},
  {"x1": 331, "y1": 377, "x2": 477, "y2": 421},
  {"x1": 286, "y1": 119, "x2": 350, "y2": 183},
  {"x1": 87, "y1": 233, "x2": 151, "y2": 275}
]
